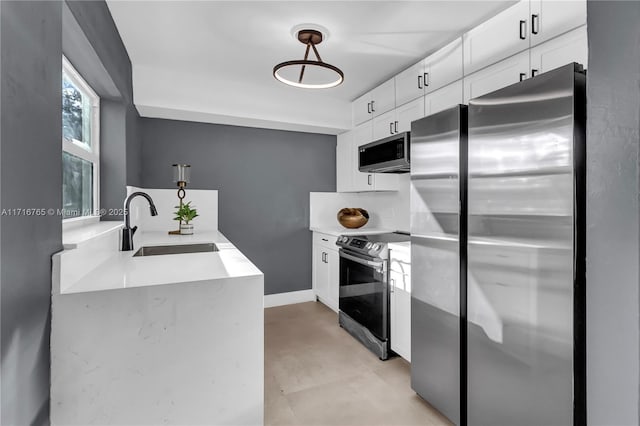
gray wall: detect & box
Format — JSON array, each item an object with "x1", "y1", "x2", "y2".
[
  {"x1": 141, "y1": 119, "x2": 336, "y2": 295},
  {"x1": 0, "y1": 1, "x2": 63, "y2": 424},
  {"x1": 586, "y1": 1, "x2": 640, "y2": 425},
  {"x1": 64, "y1": 0, "x2": 142, "y2": 218}
]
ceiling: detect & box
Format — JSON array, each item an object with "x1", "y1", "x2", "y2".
[{"x1": 106, "y1": 1, "x2": 515, "y2": 135}]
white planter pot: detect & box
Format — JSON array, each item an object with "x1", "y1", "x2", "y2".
[{"x1": 180, "y1": 223, "x2": 194, "y2": 235}]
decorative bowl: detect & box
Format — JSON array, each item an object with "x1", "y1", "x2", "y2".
[{"x1": 337, "y1": 208, "x2": 369, "y2": 229}]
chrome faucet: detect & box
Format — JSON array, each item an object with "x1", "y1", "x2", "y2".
[{"x1": 122, "y1": 192, "x2": 158, "y2": 251}]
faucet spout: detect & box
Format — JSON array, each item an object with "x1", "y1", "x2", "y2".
[{"x1": 122, "y1": 192, "x2": 158, "y2": 251}]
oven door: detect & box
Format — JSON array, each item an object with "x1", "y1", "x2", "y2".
[{"x1": 339, "y1": 249, "x2": 389, "y2": 341}]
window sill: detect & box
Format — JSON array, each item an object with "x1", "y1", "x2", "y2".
[{"x1": 62, "y1": 218, "x2": 123, "y2": 249}]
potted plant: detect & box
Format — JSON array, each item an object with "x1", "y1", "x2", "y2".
[{"x1": 174, "y1": 201, "x2": 199, "y2": 235}]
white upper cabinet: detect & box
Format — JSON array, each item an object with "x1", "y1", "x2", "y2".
[
  {"x1": 425, "y1": 80, "x2": 464, "y2": 117},
  {"x1": 396, "y1": 97, "x2": 425, "y2": 133},
  {"x1": 353, "y1": 122, "x2": 376, "y2": 190},
  {"x1": 352, "y1": 93, "x2": 373, "y2": 127},
  {"x1": 463, "y1": 0, "x2": 530, "y2": 75},
  {"x1": 352, "y1": 78, "x2": 396, "y2": 126},
  {"x1": 464, "y1": 50, "x2": 530, "y2": 103},
  {"x1": 336, "y1": 131, "x2": 353, "y2": 193},
  {"x1": 424, "y1": 37, "x2": 464, "y2": 94},
  {"x1": 394, "y1": 38, "x2": 463, "y2": 108},
  {"x1": 373, "y1": 110, "x2": 397, "y2": 141},
  {"x1": 373, "y1": 96, "x2": 425, "y2": 140},
  {"x1": 395, "y1": 60, "x2": 426, "y2": 107},
  {"x1": 529, "y1": 0, "x2": 586, "y2": 47},
  {"x1": 530, "y1": 25, "x2": 588, "y2": 74},
  {"x1": 370, "y1": 78, "x2": 396, "y2": 118}
]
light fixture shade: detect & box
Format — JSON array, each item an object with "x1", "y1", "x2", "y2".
[
  {"x1": 172, "y1": 164, "x2": 191, "y2": 184},
  {"x1": 273, "y1": 28, "x2": 343, "y2": 89}
]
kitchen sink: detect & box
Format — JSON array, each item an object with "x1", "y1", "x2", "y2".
[{"x1": 133, "y1": 243, "x2": 219, "y2": 257}]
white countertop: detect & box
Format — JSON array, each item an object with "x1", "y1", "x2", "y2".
[
  {"x1": 60, "y1": 231, "x2": 262, "y2": 294},
  {"x1": 310, "y1": 226, "x2": 397, "y2": 237},
  {"x1": 63, "y1": 221, "x2": 123, "y2": 249}
]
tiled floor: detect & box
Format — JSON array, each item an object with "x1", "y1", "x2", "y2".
[{"x1": 265, "y1": 301, "x2": 452, "y2": 426}]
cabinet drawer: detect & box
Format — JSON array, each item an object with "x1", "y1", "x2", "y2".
[{"x1": 313, "y1": 232, "x2": 339, "y2": 250}]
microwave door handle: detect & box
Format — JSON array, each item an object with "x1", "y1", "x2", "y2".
[{"x1": 339, "y1": 251, "x2": 384, "y2": 270}]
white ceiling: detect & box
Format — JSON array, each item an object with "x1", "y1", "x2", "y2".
[{"x1": 106, "y1": 0, "x2": 514, "y2": 135}]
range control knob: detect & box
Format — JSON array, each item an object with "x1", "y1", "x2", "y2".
[
  {"x1": 372, "y1": 243, "x2": 381, "y2": 251},
  {"x1": 365, "y1": 242, "x2": 373, "y2": 249}
]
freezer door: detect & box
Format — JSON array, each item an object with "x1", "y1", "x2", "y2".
[
  {"x1": 410, "y1": 106, "x2": 466, "y2": 425},
  {"x1": 467, "y1": 64, "x2": 584, "y2": 426}
]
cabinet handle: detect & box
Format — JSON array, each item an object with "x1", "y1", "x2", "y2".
[
  {"x1": 371, "y1": 100, "x2": 375, "y2": 113},
  {"x1": 519, "y1": 72, "x2": 526, "y2": 82},
  {"x1": 323, "y1": 252, "x2": 328, "y2": 263},
  {"x1": 367, "y1": 102, "x2": 371, "y2": 114},
  {"x1": 322, "y1": 238, "x2": 328, "y2": 242},
  {"x1": 531, "y1": 14, "x2": 539, "y2": 35},
  {"x1": 390, "y1": 278, "x2": 395, "y2": 293},
  {"x1": 423, "y1": 72, "x2": 429, "y2": 87},
  {"x1": 389, "y1": 122, "x2": 394, "y2": 135},
  {"x1": 394, "y1": 121, "x2": 398, "y2": 134},
  {"x1": 519, "y1": 20, "x2": 527, "y2": 40},
  {"x1": 531, "y1": 69, "x2": 539, "y2": 78},
  {"x1": 367, "y1": 175, "x2": 372, "y2": 186},
  {"x1": 417, "y1": 75, "x2": 423, "y2": 89}
]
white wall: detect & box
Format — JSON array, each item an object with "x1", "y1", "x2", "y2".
[
  {"x1": 310, "y1": 175, "x2": 410, "y2": 232},
  {"x1": 126, "y1": 186, "x2": 218, "y2": 232}
]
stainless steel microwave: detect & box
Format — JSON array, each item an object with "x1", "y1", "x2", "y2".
[{"x1": 358, "y1": 132, "x2": 410, "y2": 173}]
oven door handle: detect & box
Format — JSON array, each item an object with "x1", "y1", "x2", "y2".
[{"x1": 339, "y1": 251, "x2": 385, "y2": 270}]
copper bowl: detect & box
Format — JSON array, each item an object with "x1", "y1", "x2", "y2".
[{"x1": 337, "y1": 208, "x2": 369, "y2": 229}]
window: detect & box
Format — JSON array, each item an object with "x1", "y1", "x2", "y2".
[{"x1": 62, "y1": 57, "x2": 99, "y2": 220}]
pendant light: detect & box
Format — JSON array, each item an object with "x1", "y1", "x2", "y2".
[{"x1": 273, "y1": 28, "x2": 344, "y2": 89}]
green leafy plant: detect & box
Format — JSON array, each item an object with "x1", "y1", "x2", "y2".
[{"x1": 174, "y1": 201, "x2": 199, "y2": 224}]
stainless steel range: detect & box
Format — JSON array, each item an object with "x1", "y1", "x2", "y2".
[{"x1": 336, "y1": 232, "x2": 410, "y2": 360}]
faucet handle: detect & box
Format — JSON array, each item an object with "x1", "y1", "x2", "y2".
[{"x1": 131, "y1": 225, "x2": 138, "y2": 236}]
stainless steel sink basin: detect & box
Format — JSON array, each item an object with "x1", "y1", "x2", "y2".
[{"x1": 133, "y1": 243, "x2": 219, "y2": 257}]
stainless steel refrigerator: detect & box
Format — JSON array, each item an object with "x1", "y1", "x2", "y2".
[
  {"x1": 411, "y1": 63, "x2": 586, "y2": 426},
  {"x1": 466, "y1": 63, "x2": 585, "y2": 425},
  {"x1": 410, "y1": 105, "x2": 467, "y2": 425}
]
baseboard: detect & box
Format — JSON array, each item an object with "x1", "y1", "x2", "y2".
[{"x1": 264, "y1": 289, "x2": 316, "y2": 308}]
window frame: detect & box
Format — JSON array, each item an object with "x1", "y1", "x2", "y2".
[{"x1": 62, "y1": 56, "x2": 100, "y2": 224}]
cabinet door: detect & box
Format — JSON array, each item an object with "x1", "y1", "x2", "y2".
[
  {"x1": 336, "y1": 131, "x2": 353, "y2": 192},
  {"x1": 463, "y1": 50, "x2": 530, "y2": 104},
  {"x1": 391, "y1": 273, "x2": 412, "y2": 362},
  {"x1": 425, "y1": 80, "x2": 463, "y2": 117},
  {"x1": 425, "y1": 37, "x2": 463, "y2": 94},
  {"x1": 353, "y1": 122, "x2": 375, "y2": 191},
  {"x1": 530, "y1": 0, "x2": 586, "y2": 47},
  {"x1": 353, "y1": 92, "x2": 372, "y2": 126},
  {"x1": 371, "y1": 78, "x2": 396, "y2": 118},
  {"x1": 326, "y1": 249, "x2": 340, "y2": 312},
  {"x1": 530, "y1": 25, "x2": 587, "y2": 75},
  {"x1": 372, "y1": 110, "x2": 397, "y2": 141},
  {"x1": 396, "y1": 97, "x2": 425, "y2": 133},
  {"x1": 463, "y1": 0, "x2": 530, "y2": 75},
  {"x1": 313, "y1": 244, "x2": 329, "y2": 303},
  {"x1": 395, "y1": 60, "x2": 426, "y2": 107}
]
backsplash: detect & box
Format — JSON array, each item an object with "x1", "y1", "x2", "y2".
[
  {"x1": 310, "y1": 175, "x2": 410, "y2": 232},
  {"x1": 126, "y1": 186, "x2": 219, "y2": 232}
]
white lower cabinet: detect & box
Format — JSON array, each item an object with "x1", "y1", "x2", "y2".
[
  {"x1": 390, "y1": 244, "x2": 411, "y2": 362},
  {"x1": 312, "y1": 233, "x2": 339, "y2": 312}
]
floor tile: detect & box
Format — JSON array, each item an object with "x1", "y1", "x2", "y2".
[{"x1": 265, "y1": 301, "x2": 452, "y2": 426}]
